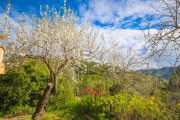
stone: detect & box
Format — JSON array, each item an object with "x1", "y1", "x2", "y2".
[
  {"x1": 0, "y1": 63, "x2": 5, "y2": 74},
  {"x1": 0, "y1": 45, "x2": 5, "y2": 74}
]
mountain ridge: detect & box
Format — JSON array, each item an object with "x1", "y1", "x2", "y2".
[{"x1": 137, "y1": 66, "x2": 175, "y2": 80}]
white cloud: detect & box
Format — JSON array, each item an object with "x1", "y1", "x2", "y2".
[
  {"x1": 0, "y1": 8, "x2": 33, "y2": 32},
  {"x1": 79, "y1": 0, "x2": 162, "y2": 27},
  {"x1": 95, "y1": 26, "x2": 153, "y2": 50},
  {"x1": 80, "y1": 0, "x2": 116, "y2": 23},
  {"x1": 94, "y1": 25, "x2": 180, "y2": 68},
  {"x1": 0, "y1": 13, "x2": 19, "y2": 28}
]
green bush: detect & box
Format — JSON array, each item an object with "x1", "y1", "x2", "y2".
[
  {"x1": 6, "y1": 105, "x2": 34, "y2": 116},
  {"x1": 66, "y1": 93, "x2": 171, "y2": 120},
  {"x1": 0, "y1": 60, "x2": 49, "y2": 115}
]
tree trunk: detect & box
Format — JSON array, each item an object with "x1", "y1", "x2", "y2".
[
  {"x1": 32, "y1": 82, "x2": 53, "y2": 120},
  {"x1": 52, "y1": 75, "x2": 58, "y2": 94}
]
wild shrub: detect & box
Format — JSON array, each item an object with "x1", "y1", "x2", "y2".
[
  {"x1": 66, "y1": 93, "x2": 171, "y2": 120},
  {"x1": 0, "y1": 60, "x2": 49, "y2": 115}
]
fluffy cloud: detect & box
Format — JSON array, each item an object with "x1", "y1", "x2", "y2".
[
  {"x1": 0, "y1": 10, "x2": 33, "y2": 34},
  {"x1": 79, "y1": 0, "x2": 162, "y2": 28},
  {"x1": 0, "y1": 13, "x2": 18, "y2": 30},
  {"x1": 94, "y1": 25, "x2": 180, "y2": 68}
]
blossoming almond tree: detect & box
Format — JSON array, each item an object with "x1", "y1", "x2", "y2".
[{"x1": 6, "y1": 3, "x2": 103, "y2": 119}]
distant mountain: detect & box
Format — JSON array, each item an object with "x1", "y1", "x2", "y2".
[{"x1": 137, "y1": 67, "x2": 174, "y2": 80}]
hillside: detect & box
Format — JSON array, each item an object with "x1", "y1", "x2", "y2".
[{"x1": 137, "y1": 67, "x2": 174, "y2": 80}]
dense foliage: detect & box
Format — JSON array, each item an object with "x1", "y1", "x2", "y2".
[
  {"x1": 0, "y1": 60, "x2": 49, "y2": 115},
  {"x1": 66, "y1": 93, "x2": 170, "y2": 120},
  {"x1": 0, "y1": 60, "x2": 179, "y2": 119}
]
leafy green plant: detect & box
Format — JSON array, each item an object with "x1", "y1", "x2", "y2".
[
  {"x1": 66, "y1": 93, "x2": 171, "y2": 120},
  {"x1": 0, "y1": 60, "x2": 49, "y2": 115}
]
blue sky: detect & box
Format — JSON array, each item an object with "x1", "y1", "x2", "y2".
[
  {"x1": 0, "y1": 0, "x2": 178, "y2": 68},
  {"x1": 0, "y1": 0, "x2": 161, "y2": 29},
  {"x1": 0, "y1": 0, "x2": 83, "y2": 19}
]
